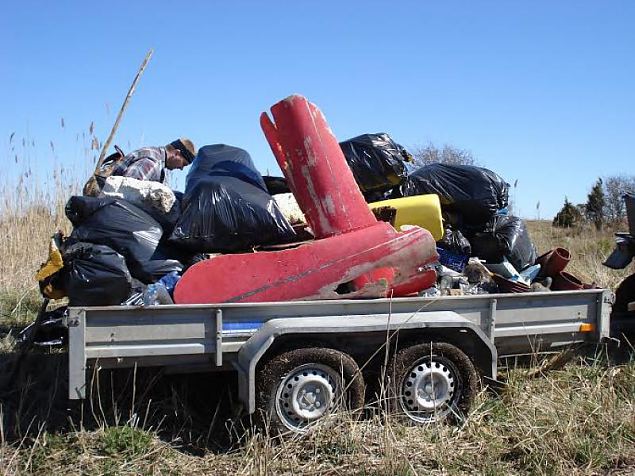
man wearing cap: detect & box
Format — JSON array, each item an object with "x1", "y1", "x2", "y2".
[{"x1": 111, "y1": 138, "x2": 196, "y2": 184}]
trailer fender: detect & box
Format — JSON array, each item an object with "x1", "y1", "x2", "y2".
[{"x1": 234, "y1": 311, "x2": 497, "y2": 414}]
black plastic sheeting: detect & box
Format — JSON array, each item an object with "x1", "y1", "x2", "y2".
[
  {"x1": 469, "y1": 215, "x2": 537, "y2": 271},
  {"x1": 169, "y1": 145, "x2": 295, "y2": 252},
  {"x1": 437, "y1": 226, "x2": 471, "y2": 256},
  {"x1": 66, "y1": 196, "x2": 183, "y2": 283},
  {"x1": 170, "y1": 176, "x2": 296, "y2": 252},
  {"x1": 339, "y1": 133, "x2": 411, "y2": 194},
  {"x1": 402, "y1": 164, "x2": 510, "y2": 227},
  {"x1": 147, "y1": 199, "x2": 181, "y2": 235},
  {"x1": 64, "y1": 242, "x2": 132, "y2": 306}
]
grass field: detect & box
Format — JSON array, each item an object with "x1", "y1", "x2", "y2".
[{"x1": 1, "y1": 163, "x2": 634, "y2": 475}]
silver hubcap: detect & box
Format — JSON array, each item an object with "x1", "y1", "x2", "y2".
[
  {"x1": 276, "y1": 364, "x2": 340, "y2": 431},
  {"x1": 401, "y1": 360, "x2": 455, "y2": 422}
]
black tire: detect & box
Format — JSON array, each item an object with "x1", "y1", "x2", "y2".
[
  {"x1": 385, "y1": 342, "x2": 478, "y2": 424},
  {"x1": 256, "y1": 347, "x2": 365, "y2": 435}
]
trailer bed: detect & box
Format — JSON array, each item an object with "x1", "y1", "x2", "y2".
[{"x1": 67, "y1": 288, "x2": 611, "y2": 401}]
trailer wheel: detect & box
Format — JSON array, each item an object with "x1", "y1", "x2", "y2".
[
  {"x1": 256, "y1": 347, "x2": 365, "y2": 435},
  {"x1": 385, "y1": 342, "x2": 477, "y2": 424}
]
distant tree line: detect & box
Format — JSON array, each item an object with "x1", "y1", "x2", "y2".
[
  {"x1": 553, "y1": 175, "x2": 635, "y2": 229},
  {"x1": 408, "y1": 144, "x2": 634, "y2": 229},
  {"x1": 410, "y1": 143, "x2": 477, "y2": 167}
]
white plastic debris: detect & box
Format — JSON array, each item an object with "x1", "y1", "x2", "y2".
[
  {"x1": 273, "y1": 193, "x2": 305, "y2": 225},
  {"x1": 100, "y1": 176, "x2": 176, "y2": 214}
]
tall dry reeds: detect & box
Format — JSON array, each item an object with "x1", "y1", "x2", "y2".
[{"x1": 1, "y1": 127, "x2": 96, "y2": 324}]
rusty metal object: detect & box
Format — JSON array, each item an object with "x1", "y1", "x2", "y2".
[
  {"x1": 536, "y1": 247, "x2": 571, "y2": 278},
  {"x1": 551, "y1": 271, "x2": 584, "y2": 291}
]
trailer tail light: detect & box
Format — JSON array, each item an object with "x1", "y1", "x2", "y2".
[{"x1": 579, "y1": 323, "x2": 595, "y2": 333}]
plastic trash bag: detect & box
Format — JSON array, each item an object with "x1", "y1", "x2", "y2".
[
  {"x1": 469, "y1": 215, "x2": 537, "y2": 271},
  {"x1": 186, "y1": 144, "x2": 267, "y2": 193},
  {"x1": 66, "y1": 196, "x2": 182, "y2": 283},
  {"x1": 64, "y1": 242, "x2": 132, "y2": 306},
  {"x1": 170, "y1": 144, "x2": 295, "y2": 252},
  {"x1": 170, "y1": 176, "x2": 296, "y2": 252},
  {"x1": 339, "y1": 133, "x2": 411, "y2": 194},
  {"x1": 263, "y1": 175, "x2": 290, "y2": 195},
  {"x1": 402, "y1": 164, "x2": 510, "y2": 227},
  {"x1": 100, "y1": 175, "x2": 180, "y2": 231},
  {"x1": 437, "y1": 226, "x2": 471, "y2": 255},
  {"x1": 436, "y1": 226, "x2": 471, "y2": 272}
]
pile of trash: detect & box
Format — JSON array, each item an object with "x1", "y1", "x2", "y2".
[
  {"x1": 36, "y1": 99, "x2": 595, "y2": 307},
  {"x1": 36, "y1": 145, "x2": 298, "y2": 307},
  {"x1": 337, "y1": 133, "x2": 595, "y2": 296}
]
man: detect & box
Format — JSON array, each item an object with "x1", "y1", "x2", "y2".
[{"x1": 111, "y1": 138, "x2": 197, "y2": 184}]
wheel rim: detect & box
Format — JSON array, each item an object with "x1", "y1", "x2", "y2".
[
  {"x1": 399, "y1": 357, "x2": 458, "y2": 423},
  {"x1": 275, "y1": 363, "x2": 341, "y2": 432}
]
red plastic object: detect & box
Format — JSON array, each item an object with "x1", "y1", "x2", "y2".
[
  {"x1": 260, "y1": 95, "x2": 376, "y2": 238},
  {"x1": 174, "y1": 95, "x2": 437, "y2": 304},
  {"x1": 174, "y1": 221, "x2": 437, "y2": 303}
]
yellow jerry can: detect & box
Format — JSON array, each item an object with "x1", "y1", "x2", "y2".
[{"x1": 369, "y1": 194, "x2": 444, "y2": 241}]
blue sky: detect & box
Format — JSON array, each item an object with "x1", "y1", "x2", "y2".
[{"x1": 1, "y1": 1, "x2": 633, "y2": 218}]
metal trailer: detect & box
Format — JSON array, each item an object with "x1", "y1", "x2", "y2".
[{"x1": 66, "y1": 288, "x2": 612, "y2": 433}]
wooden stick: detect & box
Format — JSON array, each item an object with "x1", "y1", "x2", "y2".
[{"x1": 94, "y1": 49, "x2": 154, "y2": 173}]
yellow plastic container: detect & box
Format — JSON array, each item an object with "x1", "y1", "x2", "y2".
[{"x1": 369, "y1": 194, "x2": 444, "y2": 240}]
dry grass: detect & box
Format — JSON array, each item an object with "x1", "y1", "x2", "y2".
[
  {"x1": 0, "y1": 359, "x2": 633, "y2": 475},
  {"x1": 527, "y1": 220, "x2": 632, "y2": 290}
]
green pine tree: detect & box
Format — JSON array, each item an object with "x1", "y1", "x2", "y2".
[
  {"x1": 553, "y1": 197, "x2": 583, "y2": 228},
  {"x1": 585, "y1": 178, "x2": 606, "y2": 230}
]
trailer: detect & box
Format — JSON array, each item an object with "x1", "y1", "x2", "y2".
[{"x1": 65, "y1": 288, "x2": 611, "y2": 434}]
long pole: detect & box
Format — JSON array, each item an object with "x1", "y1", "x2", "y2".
[{"x1": 94, "y1": 49, "x2": 154, "y2": 173}]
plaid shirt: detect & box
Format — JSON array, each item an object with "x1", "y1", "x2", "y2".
[{"x1": 111, "y1": 147, "x2": 167, "y2": 183}]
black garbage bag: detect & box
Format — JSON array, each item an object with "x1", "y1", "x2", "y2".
[
  {"x1": 152, "y1": 200, "x2": 181, "y2": 235},
  {"x1": 170, "y1": 144, "x2": 295, "y2": 252},
  {"x1": 170, "y1": 176, "x2": 296, "y2": 252},
  {"x1": 437, "y1": 226, "x2": 471, "y2": 255},
  {"x1": 470, "y1": 215, "x2": 537, "y2": 271},
  {"x1": 262, "y1": 175, "x2": 290, "y2": 195},
  {"x1": 66, "y1": 196, "x2": 183, "y2": 283},
  {"x1": 64, "y1": 242, "x2": 132, "y2": 306},
  {"x1": 186, "y1": 144, "x2": 267, "y2": 193},
  {"x1": 339, "y1": 133, "x2": 411, "y2": 194},
  {"x1": 402, "y1": 164, "x2": 510, "y2": 227}
]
